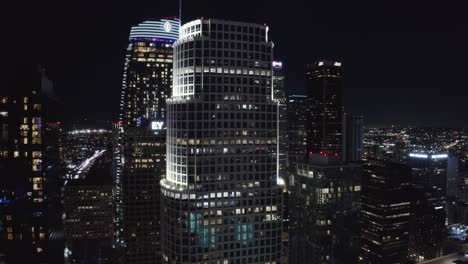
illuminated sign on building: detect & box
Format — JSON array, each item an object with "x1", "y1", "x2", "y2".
[
  {"x1": 129, "y1": 18, "x2": 180, "y2": 41},
  {"x1": 272, "y1": 61, "x2": 283, "y2": 69},
  {"x1": 151, "y1": 121, "x2": 164, "y2": 130},
  {"x1": 164, "y1": 21, "x2": 172, "y2": 32}
]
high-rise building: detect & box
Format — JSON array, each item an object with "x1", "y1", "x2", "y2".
[
  {"x1": 160, "y1": 19, "x2": 284, "y2": 263},
  {"x1": 116, "y1": 18, "x2": 179, "y2": 264},
  {"x1": 0, "y1": 66, "x2": 48, "y2": 263},
  {"x1": 289, "y1": 154, "x2": 361, "y2": 264},
  {"x1": 305, "y1": 61, "x2": 343, "y2": 156},
  {"x1": 286, "y1": 95, "x2": 307, "y2": 167},
  {"x1": 342, "y1": 114, "x2": 363, "y2": 162},
  {"x1": 63, "y1": 156, "x2": 114, "y2": 263},
  {"x1": 408, "y1": 152, "x2": 448, "y2": 262},
  {"x1": 272, "y1": 61, "x2": 288, "y2": 183},
  {"x1": 359, "y1": 160, "x2": 411, "y2": 263},
  {"x1": 272, "y1": 61, "x2": 290, "y2": 264}
]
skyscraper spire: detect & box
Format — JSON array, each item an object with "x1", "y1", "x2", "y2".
[{"x1": 179, "y1": 0, "x2": 182, "y2": 23}]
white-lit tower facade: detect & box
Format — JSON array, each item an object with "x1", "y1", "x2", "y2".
[{"x1": 161, "y1": 19, "x2": 284, "y2": 263}]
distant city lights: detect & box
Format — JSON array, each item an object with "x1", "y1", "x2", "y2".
[{"x1": 69, "y1": 129, "x2": 110, "y2": 135}]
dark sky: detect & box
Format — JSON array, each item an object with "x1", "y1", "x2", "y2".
[{"x1": 2, "y1": 1, "x2": 467, "y2": 127}]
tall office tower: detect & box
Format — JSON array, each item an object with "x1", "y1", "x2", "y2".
[
  {"x1": 289, "y1": 154, "x2": 361, "y2": 264},
  {"x1": 456, "y1": 151, "x2": 468, "y2": 203},
  {"x1": 272, "y1": 61, "x2": 289, "y2": 263},
  {"x1": 408, "y1": 152, "x2": 448, "y2": 263},
  {"x1": 453, "y1": 151, "x2": 468, "y2": 224},
  {"x1": 342, "y1": 114, "x2": 363, "y2": 162},
  {"x1": 44, "y1": 121, "x2": 66, "y2": 264},
  {"x1": 117, "y1": 18, "x2": 179, "y2": 264},
  {"x1": 160, "y1": 19, "x2": 284, "y2": 263},
  {"x1": 447, "y1": 154, "x2": 459, "y2": 199},
  {"x1": 0, "y1": 66, "x2": 48, "y2": 263},
  {"x1": 286, "y1": 95, "x2": 307, "y2": 167},
  {"x1": 272, "y1": 61, "x2": 288, "y2": 183},
  {"x1": 359, "y1": 160, "x2": 412, "y2": 264},
  {"x1": 305, "y1": 60, "x2": 343, "y2": 156},
  {"x1": 112, "y1": 121, "x2": 125, "y2": 246}
]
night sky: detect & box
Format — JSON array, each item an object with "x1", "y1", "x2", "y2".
[{"x1": 2, "y1": 1, "x2": 467, "y2": 127}]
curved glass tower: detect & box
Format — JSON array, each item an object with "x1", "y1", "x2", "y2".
[
  {"x1": 161, "y1": 19, "x2": 283, "y2": 263},
  {"x1": 116, "y1": 18, "x2": 179, "y2": 264}
]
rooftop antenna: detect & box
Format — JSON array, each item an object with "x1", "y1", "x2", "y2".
[{"x1": 179, "y1": 0, "x2": 182, "y2": 23}]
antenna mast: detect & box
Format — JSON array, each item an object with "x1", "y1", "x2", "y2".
[{"x1": 179, "y1": 0, "x2": 182, "y2": 23}]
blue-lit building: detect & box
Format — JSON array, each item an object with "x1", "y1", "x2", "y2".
[{"x1": 116, "y1": 17, "x2": 179, "y2": 264}]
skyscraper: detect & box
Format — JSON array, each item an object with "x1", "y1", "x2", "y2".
[
  {"x1": 305, "y1": 61, "x2": 343, "y2": 156},
  {"x1": 272, "y1": 61, "x2": 288, "y2": 183},
  {"x1": 160, "y1": 19, "x2": 284, "y2": 263},
  {"x1": 342, "y1": 114, "x2": 364, "y2": 162},
  {"x1": 286, "y1": 95, "x2": 307, "y2": 167},
  {"x1": 360, "y1": 160, "x2": 411, "y2": 263},
  {"x1": 63, "y1": 158, "x2": 114, "y2": 264},
  {"x1": 289, "y1": 154, "x2": 361, "y2": 264},
  {"x1": 117, "y1": 18, "x2": 179, "y2": 264},
  {"x1": 408, "y1": 152, "x2": 448, "y2": 262},
  {"x1": 0, "y1": 66, "x2": 48, "y2": 263}
]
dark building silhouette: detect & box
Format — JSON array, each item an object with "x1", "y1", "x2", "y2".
[
  {"x1": 408, "y1": 152, "x2": 448, "y2": 262},
  {"x1": 287, "y1": 95, "x2": 307, "y2": 168},
  {"x1": 290, "y1": 154, "x2": 361, "y2": 264},
  {"x1": 359, "y1": 160, "x2": 411, "y2": 263},
  {"x1": 305, "y1": 61, "x2": 343, "y2": 156},
  {"x1": 343, "y1": 114, "x2": 363, "y2": 162}
]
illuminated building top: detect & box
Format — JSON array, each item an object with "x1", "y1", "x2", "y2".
[{"x1": 129, "y1": 18, "x2": 180, "y2": 41}]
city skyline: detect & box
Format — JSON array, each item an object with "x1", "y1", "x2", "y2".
[
  {"x1": 2, "y1": 2, "x2": 468, "y2": 264},
  {"x1": 3, "y1": 1, "x2": 468, "y2": 127}
]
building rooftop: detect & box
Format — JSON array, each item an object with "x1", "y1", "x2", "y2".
[{"x1": 419, "y1": 252, "x2": 468, "y2": 264}]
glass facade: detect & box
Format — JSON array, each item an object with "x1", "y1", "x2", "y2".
[
  {"x1": 408, "y1": 153, "x2": 448, "y2": 262},
  {"x1": 286, "y1": 95, "x2": 307, "y2": 168},
  {"x1": 117, "y1": 18, "x2": 180, "y2": 264},
  {"x1": 160, "y1": 19, "x2": 283, "y2": 264},
  {"x1": 305, "y1": 61, "x2": 343, "y2": 156},
  {"x1": 289, "y1": 154, "x2": 361, "y2": 264},
  {"x1": 359, "y1": 160, "x2": 411, "y2": 263}
]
